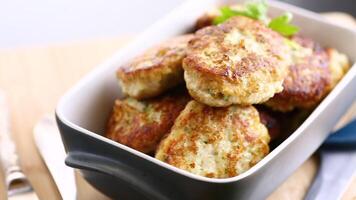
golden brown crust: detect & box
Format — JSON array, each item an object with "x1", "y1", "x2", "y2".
[
  {"x1": 117, "y1": 34, "x2": 194, "y2": 99},
  {"x1": 265, "y1": 36, "x2": 348, "y2": 112},
  {"x1": 106, "y1": 88, "x2": 190, "y2": 153},
  {"x1": 184, "y1": 16, "x2": 289, "y2": 106},
  {"x1": 188, "y1": 16, "x2": 286, "y2": 79},
  {"x1": 156, "y1": 100, "x2": 270, "y2": 178},
  {"x1": 195, "y1": 13, "x2": 216, "y2": 30}
]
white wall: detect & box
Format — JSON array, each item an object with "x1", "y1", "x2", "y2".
[{"x1": 0, "y1": 0, "x2": 185, "y2": 48}]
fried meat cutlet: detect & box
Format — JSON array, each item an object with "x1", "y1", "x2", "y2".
[
  {"x1": 156, "y1": 100, "x2": 270, "y2": 178},
  {"x1": 265, "y1": 36, "x2": 350, "y2": 111},
  {"x1": 106, "y1": 88, "x2": 190, "y2": 153},
  {"x1": 117, "y1": 34, "x2": 193, "y2": 99},
  {"x1": 184, "y1": 16, "x2": 289, "y2": 107}
]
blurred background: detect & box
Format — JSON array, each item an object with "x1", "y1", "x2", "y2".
[{"x1": 1, "y1": 0, "x2": 355, "y2": 49}]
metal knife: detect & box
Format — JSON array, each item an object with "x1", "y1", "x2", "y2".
[
  {"x1": 33, "y1": 115, "x2": 77, "y2": 200},
  {"x1": 304, "y1": 119, "x2": 356, "y2": 200},
  {"x1": 0, "y1": 90, "x2": 39, "y2": 200}
]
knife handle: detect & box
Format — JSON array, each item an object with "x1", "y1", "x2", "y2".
[
  {"x1": 323, "y1": 119, "x2": 356, "y2": 149},
  {"x1": 304, "y1": 150, "x2": 356, "y2": 200},
  {"x1": 0, "y1": 92, "x2": 32, "y2": 196}
]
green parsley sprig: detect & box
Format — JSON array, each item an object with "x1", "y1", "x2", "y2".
[
  {"x1": 213, "y1": 0, "x2": 268, "y2": 25},
  {"x1": 213, "y1": 0, "x2": 299, "y2": 37},
  {"x1": 268, "y1": 12, "x2": 299, "y2": 36}
]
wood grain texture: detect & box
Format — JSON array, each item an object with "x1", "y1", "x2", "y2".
[
  {"x1": 0, "y1": 14, "x2": 355, "y2": 200},
  {"x1": 0, "y1": 37, "x2": 132, "y2": 200}
]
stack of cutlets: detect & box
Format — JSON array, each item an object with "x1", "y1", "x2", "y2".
[{"x1": 106, "y1": 8, "x2": 349, "y2": 178}]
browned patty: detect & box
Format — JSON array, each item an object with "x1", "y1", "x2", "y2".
[
  {"x1": 106, "y1": 88, "x2": 190, "y2": 153},
  {"x1": 156, "y1": 100, "x2": 270, "y2": 178},
  {"x1": 265, "y1": 36, "x2": 337, "y2": 111},
  {"x1": 188, "y1": 16, "x2": 288, "y2": 82},
  {"x1": 117, "y1": 34, "x2": 193, "y2": 99},
  {"x1": 184, "y1": 16, "x2": 289, "y2": 106}
]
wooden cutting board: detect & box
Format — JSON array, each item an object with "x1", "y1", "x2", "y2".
[{"x1": 0, "y1": 13, "x2": 355, "y2": 200}]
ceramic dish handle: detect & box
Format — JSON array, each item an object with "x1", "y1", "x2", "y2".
[
  {"x1": 0, "y1": 91, "x2": 32, "y2": 196},
  {"x1": 66, "y1": 152, "x2": 172, "y2": 200}
]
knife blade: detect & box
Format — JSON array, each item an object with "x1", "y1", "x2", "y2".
[
  {"x1": 304, "y1": 119, "x2": 356, "y2": 200},
  {"x1": 33, "y1": 115, "x2": 77, "y2": 200},
  {"x1": 0, "y1": 90, "x2": 39, "y2": 200}
]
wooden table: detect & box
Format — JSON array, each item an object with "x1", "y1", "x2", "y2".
[{"x1": 0, "y1": 14, "x2": 355, "y2": 200}]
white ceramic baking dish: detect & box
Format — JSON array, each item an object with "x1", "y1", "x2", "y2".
[{"x1": 56, "y1": 0, "x2": 356, "y2": 199}]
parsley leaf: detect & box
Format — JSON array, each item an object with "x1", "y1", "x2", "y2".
[
  {"x1": 213, "y1": 6, "x2": 242, "y2": 25},
  {"x1": 213, "y1": 0, "x2": 268, "y2": 25},
  {"x1": 245, "y1": 0, "x2": 268, "y2": 20},
  {"x1": 212, "y1": 1, "x2": 299, "y2": 36},
  {"x1": 268, "y1": 12, "x2": 299, "y2": 36}
]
